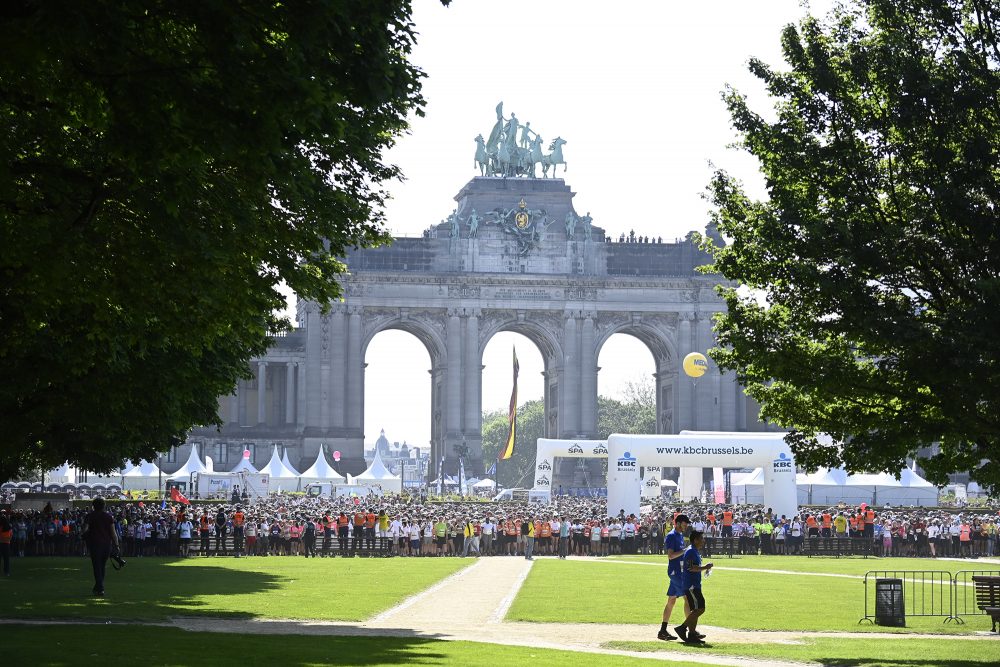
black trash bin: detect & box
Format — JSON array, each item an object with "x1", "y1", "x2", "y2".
[{"x1": 875, "y1": 578, "x2": 905, "y2": 627}]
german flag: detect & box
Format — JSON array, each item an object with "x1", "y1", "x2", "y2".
[{"x1": 499, "y1": 347, "x2": 519, "y2": 460}]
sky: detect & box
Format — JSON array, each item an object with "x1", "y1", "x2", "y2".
[{"x1": 285, "y1": 0, "x2": 833, "y2": 449}]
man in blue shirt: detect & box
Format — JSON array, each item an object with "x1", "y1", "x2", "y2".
[
  {"x1": 658, "y1": 514, "x2": 691, "y2": 641},
  {"x1": 675, "y1": 530, "x2": 713, "y2": 644}
]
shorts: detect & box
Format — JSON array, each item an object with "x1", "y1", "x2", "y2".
[
  {"x1": 180, "y1": 538, "x2": 191, "y2": 545},
  {"x1": 667, "y1": 577, "x2": 684, "y2": 597},
  {"x1": 435, "y1": 536, "x2": 446, "y2": 546},
  {"x1": 685, "y1": 587, "x2": 706, "y2": 611},
  {"x1": 410, "y1": 539, "x2": 420, "y2": 550}
]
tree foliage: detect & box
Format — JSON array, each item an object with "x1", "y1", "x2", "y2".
[
  {"x1": 0, "y1": 2, "x2": 429, "y2": 479},
  {"x1": 705, "y1": 0, "x2": 1000, "y2": 492}
]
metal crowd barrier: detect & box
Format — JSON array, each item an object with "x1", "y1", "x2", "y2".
[
  {"x1": 953, "y1": 569, "x2": 1000, "y2": 620},
  {"x1": 859, "y1": 569, "x2": 1000, "y2": 624}
]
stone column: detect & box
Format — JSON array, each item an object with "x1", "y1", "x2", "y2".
[
  {"x1": 446, "y1": 309, "x2": 463, "y2": 434},
  {"x1": 580, "y1": 314, "x2": 598, "y2": 437},
  {"x1": 330, "y1": 308, "x2": 347, "y2": 428},
  {"x1": 676, "y1": 313, "x2": 693, "y2": 431},
  {"x1": 285, "y1": 362, "x2": 296, "y2": 424},
  {"x1": 464, "y1": 310, "x2": 481, "y2": 443},
  {"x1": 296, "y1": 358, "x2": 307, "y2": 429},
  {"x1": 720, "y1": 369, "x2": 737, "y2": 431},
  {"x1": 256, "y1": 361, "x2": 267, "y2": 425},
  {"x1": 346, "y1": 306, "x2": 363, "y2": 429},
  {"x1": 229, "y1": 390, "x2": 239, "y2": 425},
  {"x1": 238, "y1": 377, "x2": 248, "y2": 426},
  {"x1": 561, "y1": 313, "x2": 579, "y2": 437}
]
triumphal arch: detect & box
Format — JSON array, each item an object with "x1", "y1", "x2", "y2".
[{"x1": 184, "y1": 104, "x2": 769, "y2": 489}]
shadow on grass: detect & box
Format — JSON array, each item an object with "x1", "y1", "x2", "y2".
[
  {"x1": 7, "y1": 625, "x2": 464, "y2": 666},
  {"x1": 0, "y1": 558, "x2": 282, "y2": 621}
]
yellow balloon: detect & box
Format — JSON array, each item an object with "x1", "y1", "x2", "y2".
[{"x1": 682, "y1": 352, "x2": 709, "y2": 378}]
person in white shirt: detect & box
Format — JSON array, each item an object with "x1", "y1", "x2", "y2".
[
  {"x1": 178, "y1": 518, "x2": 194, "y2": 557},
  {"x1": 790, "y1": 518, "x2": 802, "y2": 555},
  {"x1": 927, "y1": 520, "x2": 940, "y2": 557},
  {"x1": 480, "y1": 517, "x2": 496, "y2": 556},
  {"x1": 389, "y1": 517, "x2": 403, "y2": 555}
]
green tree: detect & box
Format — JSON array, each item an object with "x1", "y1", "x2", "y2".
[
  {"x1": 0, "y1": 2, "x2": 434, "y2": 480},
  {"x1": 705, "y1": 0, "x2": 1000, "y2": 491},
  {"x1": 597, "y1": 380, "x2": 657, "y2": 438},
  {"x1": 481, "y1": 400, "x2": 545, "y2": 488}
]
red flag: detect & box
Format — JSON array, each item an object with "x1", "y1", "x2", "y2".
[{"x1": 170, "y1": 487, "x2": 190, "y2": 505}]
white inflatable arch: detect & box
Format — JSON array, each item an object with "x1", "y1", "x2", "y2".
[
  {"x1": 608, "y1": 432, "x2": 797, "y2": 519},
  {"x1": 532, "y1": 438, "x2": 608, "y2": 495}
]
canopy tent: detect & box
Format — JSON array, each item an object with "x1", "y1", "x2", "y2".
[
  {"x1": 659, "y1": 479, "x2": 678, "y2": 488},
  {"x1": 120, "y1": 459, "x2": 161, "y2": 491},
  {"x1": 796, "y1": 467, "x2": 851, "y2": 505},
  {"x1": 730, "y1": 467, "x2": 765, "y2": 504},
  {"x1": 44, "y1": 462, "x2": 76, "y2": 485},
  {"x1": 351, "y1": 449, "x2": 402, "y2": 494},
  {"x1": 281, "y1": 448, "x2": 301, "y2": 477},
  {"x1": 168, "y1": 444, "x2": 210, "y2": 480},
  {"x1": 799, "y1": 467, "x2": 937, "y2": 507},
  {"x1": 298, "y1": 445, "x2": 346, "y2": 485},
  {"x1": 229, "y1": 451, "x2": 259, "y2": 475},
  {"x1": 259, "y1": 445, "x2": 299, "y2": 491},
  {"x1": 472, "y1": 478, "x2": 496, "y2": 489}
]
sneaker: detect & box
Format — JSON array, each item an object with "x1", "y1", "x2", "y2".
[
  {"x1": 674, "y1": 625, "x2": 688, "y2": 642},
  {"x1": 683, "y1": 635, "x2": 705, "y2": 645},
  {"x1": 657, "y1": 630, "x2": 676, "y2": 641},
  {"x1": 693, "y1": 631, "x2": 706, "y2": 640}
]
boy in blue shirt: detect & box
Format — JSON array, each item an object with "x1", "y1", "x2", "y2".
[{"x1": 675, "y1": 530, "x2": 713, "y2": 644}]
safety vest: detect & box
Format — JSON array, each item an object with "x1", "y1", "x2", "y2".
[
  {"x1": 233, "y1": 512, "x2": 245, "y2": 527},
  {"x1": 722, "y1": 511, "x2": 733, "y2": 526},
  {"x1": 960, "y1": 526, "x2": 972, "y2": 541},
  {"x1": 865, "y1": 510, "x2": 875, "y2": 524},
  {"x1": 338, "y1": 515, "x2": 349, "y2": 527},
  {"x1": 707, "y1": 513, "x2": 716, "y2": 525},
  {"x1": 539, "y1": 522, "x2": 551, "y2": 537},
  {"x1": 0, "y1": 528, "x2": 12, "y2": 544},
  {"x1": 806, "y1": 516, "x2": 817, "y2": 528},
  {"x1": 365, "y1": 513, "x2": 376, "y2": 529},
  {"x1": 822, "y1": 513, "x2": 832, "y2": 528},
  {"x1": 504, "y1": 521, "x2": 517, "y2": 536},
  {"x1": 353, "y1": 513, "x2": 365, "y2": 526}
]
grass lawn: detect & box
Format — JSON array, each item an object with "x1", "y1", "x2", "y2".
[
  {"x1": 6, "y1": 625, "x2": 704, "y2": 667},
  {"x1": 507, "y1": 559, "x2": 995, "y2": 634},
  {"x1": 603, "y1": 637, "x2": 1000, "y2": 667},
  {"x1": 607, "y1": 554, "x2": 999, "y2": 577},
  {"x1": 0, "y1": 556, "x2": 470, "y2": 622}
]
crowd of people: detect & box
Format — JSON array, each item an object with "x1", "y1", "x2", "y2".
[{"x1": 1, "y1": 492, "x2": 997, "y2": 570}]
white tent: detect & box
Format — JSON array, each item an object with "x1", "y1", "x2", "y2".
[
  {"x1": 44, "y1": 462, "x2": 75, "y2": 485},
  {"x1": 730, "y1": 467, "x2": 765, "y2": 504},
  {"x1": 168, "y1": 444, "x2": 210, "y2": 480},
  {"x1": 229, "y1": 450, "x2": 259, "y2": 475},
  {"x1": 281, "y1": 448, "x2": 301, "y2": 477},
  {"x1": 259, "y1": 445, "x2": 299, "y2": 491},
  {"x1": 798, "y1": 467, "x2": 851, "y2": 505},
  {"x1": 472, "y1": 478, "x2": 496, "y2": 489},
  {"x1": 351, "y1": 449, "x2": 402, "y2": 494},
  {"x1": 122, "y1": 459, "x2": 161, "y2": 491},
  {"x1": 299, "y1": 445, "x2": 346, "y2": 484},
  {"x1": 659, "y1": 479, "x2": 678, "y2": 488}
]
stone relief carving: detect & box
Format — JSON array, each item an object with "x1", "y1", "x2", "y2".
[
  {"x1": 565, "y1": 287, "x2": 598, "y2": 300},
  {"x1": 448, "y1": 285, "x2": 482, "y2": 299}
]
